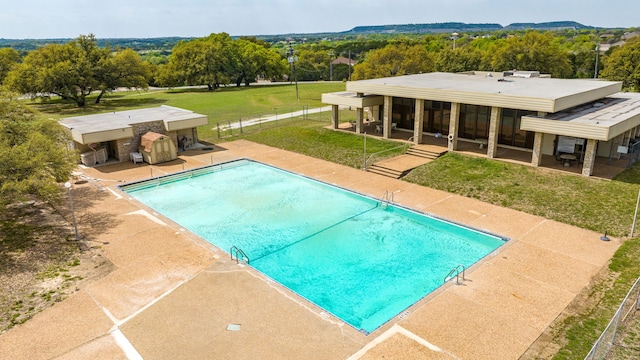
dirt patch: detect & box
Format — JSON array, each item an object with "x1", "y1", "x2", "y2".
[{"x1": 0, "y1": 200, "x2": 115, "y2": 334}]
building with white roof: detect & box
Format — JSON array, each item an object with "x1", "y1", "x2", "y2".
[
  {"x1": 322, "y1": 71, "x2": 640, "y2": 176},
  {"x1": 59, "y1": 105, "x2": 208, "y2": 166}
]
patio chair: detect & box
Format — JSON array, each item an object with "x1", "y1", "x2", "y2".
[{"x1": 130, "y1": 152, "x2": 143, "y2": 164}]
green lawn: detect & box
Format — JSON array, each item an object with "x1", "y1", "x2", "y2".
[{"x1": 31, "y1": 82, "x2": 346, "y2": 121}]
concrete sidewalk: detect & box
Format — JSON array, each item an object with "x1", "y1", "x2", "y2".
[
  {"x1": 0, "y1": 140, "x2": 622, "y2": 359},
  {"x1": 220, "y1": 106, "x2": 331, "y2": 130}
]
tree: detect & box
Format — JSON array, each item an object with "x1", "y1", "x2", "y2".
[
  {"x1": 0, "y1": 92, "x2": 76, "y2": 208},
  {"x1": 434, "y1": 47, "x2": 484, "y2": 73},
  {"x1": 352, "y1": 44, "x2": 435, "y2": 80},
  {"x1": 160, "y1": 33, "x2": 233, "y2": 90},
  {"x1": 485, "y1": 31, "x2": 572, "y2": 78},
  {"x1": 94, "y1": 48, "x2": 151, "y2": 103},
  {"x1": 158, "y1": 33, "x2": 287, "y2": 89},
  {"x1": 232, "y1": 39, "x2": 287, "y2": 86},
  {"x1": 600, "y1": 37, "x2": 640, "y2": 91},
  {"x1": 0, "y1": 48, "x2": 20, "y2": 85},
  {"x1": 6, "y1": 34, "x2": 150, "y2": 107}
]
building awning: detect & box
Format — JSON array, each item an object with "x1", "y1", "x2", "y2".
[
  {"x1": 321, "y1": 92, "x2": 384, "y2": 108},
  {"x1": 521, "y1": 93, "x2": 640, "y2": 141}
]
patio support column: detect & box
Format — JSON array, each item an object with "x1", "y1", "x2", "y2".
[
  {"x1": 581, "y1": 139, "x2": 598, "y2": 176},
  {"x1": 531, "y1": 132, "x2": 544, "y2": 166},
  {"x1": 383, "y1": 96, "x2": 392, "y2": 139},
  {"x1": 355, "y1": 107, "x2": 364, "y2": 133},
  {"x1": 414, "y1": 99, "x2": 424, "y2": 144},
  {"x1": 486, "y1": 106, "x2": 502, "y2": 159},
  {"x1": 331, "y1": 105, "x2": 339, "y2": 129},
  {"x1": 447, "y1": 102, "x2": 460, "y2": 151}
]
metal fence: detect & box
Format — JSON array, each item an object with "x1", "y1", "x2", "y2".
[
  {"x1": 213, "y1": 105, "x2": 334, "y2": 139},
  {"x1": 584, "y1": 276, "x2": 640, "y2": 360}
]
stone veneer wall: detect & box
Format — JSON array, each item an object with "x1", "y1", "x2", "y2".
[{"x1": 113, "y1": 120, "x2": 179, "y2": 163}]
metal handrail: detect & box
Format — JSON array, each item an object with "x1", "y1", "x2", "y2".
[
  {"x1": 444, "y1": 264, "x2": 466, "y2": 285},
  {"x1": 380, "y1": 190, "x2": 395, "y2": 208},
  {"x1": 364, "y1": 138, "x2": 415, "y2": 170},
  {"x1": 230, "y1": 246, "x2": 250, "y2": 264}
]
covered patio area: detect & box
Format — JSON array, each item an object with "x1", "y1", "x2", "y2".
[{"x1": 334, "y1": 120, "x2": 628, "y2": 179}]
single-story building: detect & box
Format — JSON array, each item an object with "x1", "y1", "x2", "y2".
[
  {"x1": 322, "y1": 71, "x2": 640, "y2": 176},
  {"x1": 58, "y1": 106, "x2": 208, "y2": 166}
]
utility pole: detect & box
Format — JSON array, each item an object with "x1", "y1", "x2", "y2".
[
  {"x1": 594, "y1": 43, "x2": 600, "y2": 79},
  {"x1": 287, "y1": 42, "x2": 299, "y2": 100},
  {"x1": 329, "y1": 50, "x2": 335, "y2": 81},
  {"x1": 348, "y1": 50, "x2": 352, "y2": 81}
]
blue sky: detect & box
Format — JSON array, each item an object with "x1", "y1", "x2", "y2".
[{"x1": 1, "y1": 0, "x2": 637, "y2": 39}]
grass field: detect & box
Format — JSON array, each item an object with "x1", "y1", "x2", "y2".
[
  {"x1": 31, "y1": 82, "x2": 346, "y2": 121},
  {"x1": 19, "y1": 84, "x2": 640, "y2": 358}
]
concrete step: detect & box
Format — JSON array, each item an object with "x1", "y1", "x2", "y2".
[
  {"x1": 405, "y1": 145, "x2": 447, "y2": 160},
  {"x1": 367, "y1": 164, "x2": 406, "y2": 179}
]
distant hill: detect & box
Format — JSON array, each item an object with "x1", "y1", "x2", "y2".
[
  {"x1": 345, "y1": 22, "x2": 504, "y2": 34},
  {"x1": 0, "y1": 21, "x2": 606, "y2": 52},
  {"x1": 341, "y1": 21, "x2": 591, "y2": 35},
  {"x1": 504, "y1": 21, "x2": 590, "y2": 30}
]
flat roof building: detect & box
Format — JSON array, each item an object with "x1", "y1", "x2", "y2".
[
  {"x1": 322, "y1": 71, "x2": 640, "y2": 176},
  {"x1": 59, "y1": 105, "x2": 208, "y2": 166}
]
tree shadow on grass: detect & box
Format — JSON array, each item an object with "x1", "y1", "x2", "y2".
[
  {"x1": 31, "y1": 96, "x2": 168, "y2": 117},
  {"x1": 612, "y1": 162, "x2": 640, "y2": 185},
  {"x1": 0, "y1": 185, "x2": 121, "y2": 276}
]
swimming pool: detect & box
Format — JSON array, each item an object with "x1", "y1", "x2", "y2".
[{"x1": 121, "y1": 159, "x2": 506, "y2": 334}]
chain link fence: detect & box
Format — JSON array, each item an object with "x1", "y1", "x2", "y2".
[
  {"x1": 585, "y1": 276, "x2": 640, "y2": 360},
  {"x1": 213, "y1": 106, "x2": 336, "y2": 139}
]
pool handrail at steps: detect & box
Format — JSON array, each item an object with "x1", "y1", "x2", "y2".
[
  {"x1": 230, "y1": 246, "x2": 250, "y2": 264},
  {"x1": 380, "y1": 190, "x2": 395, "y2": 208},
  {"x1": 444, "y1": 264, "x2": 466, "y2": 285}
]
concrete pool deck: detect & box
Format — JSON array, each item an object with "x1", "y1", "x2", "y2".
[{"x1": 0, "y1": 140, "x2": 622, "y2": 360}]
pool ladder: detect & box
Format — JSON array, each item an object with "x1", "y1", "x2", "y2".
[
  {"x1": 380, "y1": 191, "x2": 394, "y2": 208},
  {"x1": 444, "y1": 264, "x2": 466, "y2": 285},
  {"x1": 230, "y1": 246, "x2": 250, "y2": 264}
]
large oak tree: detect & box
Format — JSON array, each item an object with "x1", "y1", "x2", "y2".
[
  {"x1": 485, "y1": 31, "x2": 573, "y2": 78},
  {"x1": 351, "y1": 44, "x2": 435, "y2": 80},
  {"x1": 157, "y1": 33, "x2": 286, "y2": 89},
  {"x1": 6, "y1": 35, "x2": 150, "y2": 107},
  {"x1": 0, "y1": 92, "x2": 76, "y2": 208},
  {"x1": 0, "y1": 48, "x2": 20, "y2": 85},
  {"x1": 600, "y1": 37, "x2": 640, "y2": 91}
]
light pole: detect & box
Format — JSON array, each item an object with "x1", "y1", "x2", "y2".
[
  {"x1": 329, "y1": 50, "x2": 335, "y2": 81},
  {"x1": 594, "y1": 43, "x2": 600, "y2": 79},
  {"x1": 287, "y1": 42, "x2": 299, "y2": 101},
  {"x1": 64, "y1": 181, "x2": 79, "y2": 241},
  {"x1": 451, "y1": 32, "x2": 459, "y2": 49}
]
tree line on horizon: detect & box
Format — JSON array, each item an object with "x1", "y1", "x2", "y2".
[{"x1": 1, "y1": 28, "x2": 640, "y2": 108}]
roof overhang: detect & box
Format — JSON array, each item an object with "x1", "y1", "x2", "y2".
[
  {"x1": 344, "y1": 72, "x2": 622, "y2": 113},
  {"x1": 521, "y1": 93, "x2": 640, "y2": 141},
  {"x1": 322, "y1": 91, "x2": 384, "y2": 108},
  {"x1": 59, "y1": 106, "x2": 208, "y2": 145}
]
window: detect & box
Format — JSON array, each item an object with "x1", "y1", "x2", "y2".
[
  {"x1": 458, "y1": 104, "x2": 490, "y2": 140},
  {"x1": 423, "y1": 101, "x2": 452, "y2": 134},
  {"x1": 499, "y1": 109, "x2": 535, "y2": 148},
  {"x1": 392, "y1": 97, "x2": 415, "y2": 130}
]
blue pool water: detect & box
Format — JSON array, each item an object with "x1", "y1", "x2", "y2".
[{"x1": 121, "y1": 159, "x2": 506, "y2": 333}]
